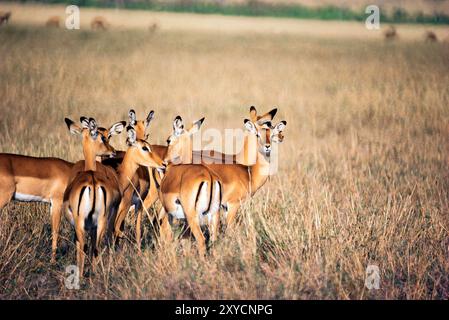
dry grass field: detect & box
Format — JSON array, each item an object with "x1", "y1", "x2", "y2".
[{"x1": 0, "y1": 4, "x2": 449, "y2": 299}]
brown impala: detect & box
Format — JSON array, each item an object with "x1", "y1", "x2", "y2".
[
  {"x1": 63, "y1": 119, "x2": 164, "y2": 276},
  {"x1": 0, "y1": 117, "x2": 125, "y2": 263},
  {"x1": 154, "y1": 116, "x2": 222, "y2": 255}
]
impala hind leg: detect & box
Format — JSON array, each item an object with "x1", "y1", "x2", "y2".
[
  {"x1": 92, "y1": 215, "x2": 107, "y2": 273},
  {"x1": 158, "y1": 207, "x2": 173, "y2": 244},
  {"x1": 185, "y1": 211, "x2": 206, "y2": 256},
  {"x1": 50, "y1": 199, "x2": 63, "y2": 263},
  {"x1": 209, "y1": 211, "x2": 220, "y2": 243},
  {"x1": 75, "y1": 226, "x2": 86, "y2": 278}
]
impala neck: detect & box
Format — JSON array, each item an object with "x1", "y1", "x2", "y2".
[
  {"x1": 117, "y1": 150, "x2": 139, "y2": 191},
  {"x1": 239, "y1": 133, "x2": 271, "y2": 194},
  {"x1": 249, "y1": 149, "x2": 271, "y2": 194},
  {"x1": 236, "y1": 134, "x2": 258, "y2": 165},
  {"x1": 83, "y1": 145, "x2": 97, "y2": 171}
]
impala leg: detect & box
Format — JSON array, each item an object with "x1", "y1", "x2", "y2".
[
  {"x1": 0, "y1": 182, "x2": 14, "y2": 214},
  {"x1": 209, "y1": 210, "x2": 220, "y2": 243},
  {"x1": 75, "y1": 225, "x2": 86, "y2": 278},
  {"x1": 50, "y1": 198, "x2": 63, "y2": 263},
  {"x1": 185, "y1": 212, "x2": 206, "y2": 256},
  {"x1": 225, "y1": 203, "x2": 240, "y2": 229},
  {"x1": 135, "y1": 208, "x2": 142, "y2": 253},
  {"x1": 93, "y1": 215, "x2": 106, "y2": 273},
  {"x1": 143, "y1": 168, "x2": 159, "y2": 211},
  {"x1": 113, "y1": 199, "x2": 129, "y2": 240},
  {"x1": 143, "y1": 189, "x2": 159, "y2": 213},
  {"x1": 159, "y1": 208, "x2": 173, "y2": 243}
]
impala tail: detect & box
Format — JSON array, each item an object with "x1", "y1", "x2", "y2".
[
  {"x1": 73, "y1": 173, "x2": 107, "y2": 234},
  {"x1": 209, "y1": 180, "x2": 222, "y2": 217},
  {"x1": 193, "y1": 174, "x2": 222, "y2": 218}
]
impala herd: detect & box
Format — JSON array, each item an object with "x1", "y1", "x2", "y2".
[{"x1": 0, "y1": 106, "x2": 286, "y2": 277}]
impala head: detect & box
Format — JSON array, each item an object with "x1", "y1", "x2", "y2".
[
  {"x1": 126, "y1": 127, "x2": 165, "y2": 169},
  {"x1": 244, "y1": 118, "x2": 286, "y2": 158},
  {"x1": 64, "y1": 117, "x2": 125, "y2": 159},
  {"x1": 249, "y1": 106, "x2": 278, "y2": 129},
  {"x1": 165, "y1": 115, "x2": 205, "y2": 164},
  {"x1": 128, "y1": 109, "x2": 155, "y2": 140}
]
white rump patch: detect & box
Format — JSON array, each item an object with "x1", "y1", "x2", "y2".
[
  {"x1": 209, "y1": 181, "x2": 221, "y2": 215},
  {"x1": 79, "y1": 187, "x2": 91, "y2": 223},
  {"x1": 91, "y1": 186, "x2": 105, "y2": 226},
  {"x1": 195, "y1": 182, "x2": 209, "y2": 216},
  {"x1": 199, "y1": 181, "x2": 221, "y2": 226}
]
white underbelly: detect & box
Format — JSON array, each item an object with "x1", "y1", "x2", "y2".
[
  {"x1": 169, "y1": 203, "x2": 186, "y2": 220},
  {"x1": 14, "y1": 192, "x2": 50, "y2": 203},
  {"x1": 168, "y1": 206, "x2": 215, "y2": 226}
]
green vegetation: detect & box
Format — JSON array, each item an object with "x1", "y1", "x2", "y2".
[{"x1": 15, "y1": 0, "x2": 449, "y2": 24}]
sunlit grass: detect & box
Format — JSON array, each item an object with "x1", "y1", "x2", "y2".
[{"x1": 0, "y1": 19, "x2": 448, "y2": 299}]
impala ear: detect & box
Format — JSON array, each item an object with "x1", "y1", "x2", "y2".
[
  {"x1": 80, "y1": 116, "x2": 90, "y2": 129},
  {"x1": 145, "y1": 110, "x2": 155, "y2": 128},
  {"x1": 109, "y1": 121, "x2": 126, "y2": 138},
  {"x1": 65, "y1": 118, "x2": 82, "y2": 135},
  {"x1": 173, "y1": 116, "x2": 184, "y2": 136},
  {"x1": 257, "y1": 107, "x2": 277, "y2": 125},
  {"x1": 244, "y1": 119, "x2": 257, "y2": 134},
  {"x1": 249, "y1": 106, "x2": 257, "y2": 122},
  {"x1": 273, "y1": 120, "x2": 287, "y2": 134},
  {"x1": 128, "y1": 109, "x2": 137, "y2": 126},
  {"x1": 126, "y1": 126, "x2": 137, "y2": 146},
  {"x1": 88, "y1": 118, "x2": 98, "y2": 139},
  {"x1": 188, "y1": 117, "x2": 205, "y2": 135}
]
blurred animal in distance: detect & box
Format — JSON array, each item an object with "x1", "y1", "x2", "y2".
[
  {"x1": 91, "y1": 16, "x2": 109, "y2": 31},
  {"x1": 425, "y1": 30, "x2": 437, "y2": 42},
  {"x1": 149, "y1": 22, "x2": 158, "y2": 33},
  {"x1": 384, "y1": 25, "x2": 397, "y2": 40},
  {"x1": 0, "y1": 11, "x2": 11, "y2": 26},
  {"x1": 46, "y1": 16, "x2": 61, "y2": 28}
]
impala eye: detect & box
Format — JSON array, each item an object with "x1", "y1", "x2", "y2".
[
  {"x1": 101, "y1": 136, "x2": 106, "y2": 143},
  {"x1": 142, "y1": 146, "x2": 149, "y2": 152},
  {"x1": 166, "y1": 138, "x2": 171, "y2": 145}
]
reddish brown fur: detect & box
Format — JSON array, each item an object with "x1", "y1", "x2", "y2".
[
  {"x1": 425, "y1": 30, "x2": 438, "y2": 42},
  {"x1": 46, "y1": 16, "x2": 60, "y2": 28},
  {"x1": 91, "y1": 16, "x2": 109, "y2": 31},
  {"x1": 384, "y1": 25, "x2": 397, "y2": 40}
]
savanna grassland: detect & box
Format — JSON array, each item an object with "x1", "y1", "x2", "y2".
[{"x1": 1, "y1": 5, "x2": 449, "y2": 299}]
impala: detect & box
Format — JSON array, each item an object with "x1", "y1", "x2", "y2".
[
  {"x1": 111, "y1": 109, "x2": 168, "y2": 248},
  {"x1": 205, "y1": 116, "x2": 287, "y2": 227},
  {"x1": 114, "y1": 107, "x2": 278, "y2": 249},
  {"x1": 162, "y1": 107, "x2": 285, "y2": 229},
  {"x1": 153, "y1": 116, "x2": 222, "y2": 255},
  {"x1": 0, "y1": 117, "x2": 125, "y2": 263},
  {"x1": 63, "y1": 119, "x2": 164, "y2": 275}
]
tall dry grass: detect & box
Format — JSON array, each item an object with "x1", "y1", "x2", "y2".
[{"x1": 0, "y1": 21, "x2": 448, "y2": 299}]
